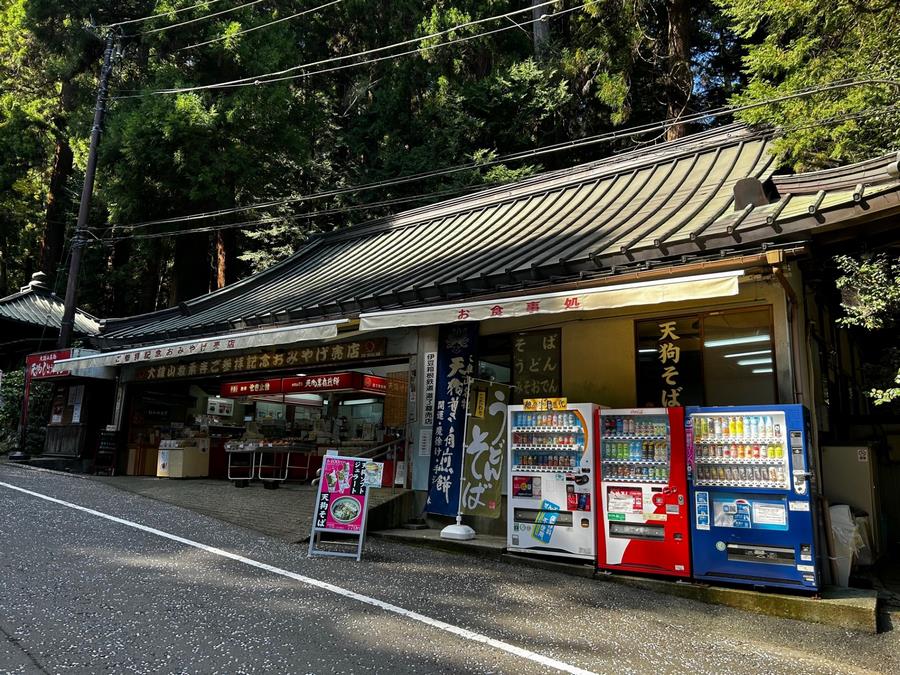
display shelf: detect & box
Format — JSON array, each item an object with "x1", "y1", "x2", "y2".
[
  {"x1": 693, "y1": 479, "x2": 787, "y2": 489},
  {"x1": 513, "y1": 444, "x2": 584, "y2": 452},
  {"x1": 694, "y1": 437, "x2": 785, "y2": 445},
  {"x1": 512, "y1": 464, "x2": 577, "y2": 473},
  {"x1": 696, "y1": 457, "x2": 786, "y2": 464},
  {"x1": 602, "y1": 459, "x2": 667, "y2": 465},
  {"x1": 601, "y1": 476, "x2": 667, "y2": 484},
  {"x1": 512, "y1": 425, "x2": 582, "y2": 433},
  {"x1": 603, "y1": 435, "x2": 668, "y2": 442}
]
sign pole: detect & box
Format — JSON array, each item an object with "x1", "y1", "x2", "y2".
[{"x1": 440, "y1": 377, "x2": 477, "y2": 541}]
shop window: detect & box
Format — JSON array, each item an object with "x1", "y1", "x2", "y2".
[
  {"x1": 702, "y1": 308, "x2": 776, "y2": 405},
  {"x1": 478, "y1": 334, "x2": 513, "y2": 385},
  {"x1": 636, "y1": 308, "x2": 776, "y2": 407}
]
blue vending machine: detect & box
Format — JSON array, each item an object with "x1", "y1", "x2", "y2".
[{"x1": 686, "y1": 404, "x2": 819, "y2": 590}]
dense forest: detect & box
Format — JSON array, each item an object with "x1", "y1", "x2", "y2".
[{"x1": 0, "y1": 0, "x2": 898, "y2": 318}]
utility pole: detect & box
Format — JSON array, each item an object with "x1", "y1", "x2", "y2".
[
  {"x1": 532, "y1": 0, "x2": 550, "y2": 59},
  {"x1": 57, "y1": 30, "x2": 116, "y2": 348}
]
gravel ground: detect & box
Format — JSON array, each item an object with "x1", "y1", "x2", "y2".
[{"x1": 1, "y1": 462, "x2": 898, "y2": 675}]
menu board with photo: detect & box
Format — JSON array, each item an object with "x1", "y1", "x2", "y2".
[{"x1": 309, "y1": 455, "x2": 383, "y2": 561}]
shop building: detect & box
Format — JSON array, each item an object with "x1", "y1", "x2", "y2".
[
  {"x1": 52, "y1": 125, "x2": 900, "y2": 555},
  {"x1": 0, "y1": 272, "x2": 112, "y2": 462}
]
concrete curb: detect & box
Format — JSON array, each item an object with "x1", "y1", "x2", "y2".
[{"x1": 374, "y1": 529, "x2": 879, "y2": 633}]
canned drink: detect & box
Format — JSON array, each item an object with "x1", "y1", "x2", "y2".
[{"x1": 775, "y1": 444, "x2": 784, "y2": 459}]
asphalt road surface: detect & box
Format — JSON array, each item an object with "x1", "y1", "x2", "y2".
[{"x1": 0, "y1": 463, "x2": 898, "y2": 675}]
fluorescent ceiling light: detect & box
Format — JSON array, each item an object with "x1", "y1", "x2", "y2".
[
  {"x1": 705, "y1": 334, "x2": 770, "y2": 348},
  {"x1": 638, "y1": 348, "x2": 656, "y2": 354},
  {"x1": 752, "y1": 368, "x2": 774, "y2": 374},
  {"x1": 724, "y1": 349, "x2": 772, "y2": 359},
  {"x1": 737, "y1": 358, "x2": 773, "y2": 366},
  {"x1": 342, "y1": 398, "x2": 378, "y2": 406}
]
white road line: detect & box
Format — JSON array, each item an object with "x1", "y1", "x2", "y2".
[{"x1": 0, "y1": 480, "x2": 596, "y2": 675}]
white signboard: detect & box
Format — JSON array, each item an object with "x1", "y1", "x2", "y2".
[{"x1": 422, "y1": 351, "x2": 437, "y2": 426}]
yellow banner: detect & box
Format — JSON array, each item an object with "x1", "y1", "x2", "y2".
[{"x1": 523, "y1": 397, "x2": 568, "y2": 412}]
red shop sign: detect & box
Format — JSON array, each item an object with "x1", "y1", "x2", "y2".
[
  {"x1": 361, "y1": 374, "x2": 388, "y2": 395},
  {"x1": 26, "y1": 349, "x2": 73, "y2": 379},
  {"x1": 283, "y1": 372, "x2": 357, "y2": 393},
  {"x1": 283, "y1": 372, "x2": 388, "y2": 395},
  {"x1": 220, "y1": 378, "x2": 283, "y2": 397}
]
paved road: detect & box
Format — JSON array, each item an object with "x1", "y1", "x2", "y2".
[{"x1": 0, "y1": 463, "x2": 898, "y2": 675}]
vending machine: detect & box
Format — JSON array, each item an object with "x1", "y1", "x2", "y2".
[
  {"x1": 687, "y1": 404, "x2": 819, "y2": 590},
  {"x1": 596, "y1": 408, "x2": 690, "y2": 577},
  {"x1": 507, "y1": 403, "x2": 598, "y2": 560}
]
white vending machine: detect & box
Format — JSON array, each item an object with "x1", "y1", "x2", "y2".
[{"x1": 507, "y1": 402, "x2": 598, "y2": 560}]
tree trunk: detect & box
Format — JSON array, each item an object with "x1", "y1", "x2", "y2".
[
  {"x1": 666, "y1": 0, "x2": 692, "y2": 141},
  {"x1": 532, "y1": 0, "x2": 550, "y2": 59},
  {"x1": 40, "y1": 81, "x2": 77, "y2": 285},
  {"x1": 215, "y1": 228, "x2": 238, "y2": 289},
  {"x1": 172, "y1": 233, "x2": 211, "y2": 303}
]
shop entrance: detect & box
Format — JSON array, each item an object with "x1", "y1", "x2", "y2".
[{"x1": 123, "y1": 361, "x2": 410, "y2": 487}]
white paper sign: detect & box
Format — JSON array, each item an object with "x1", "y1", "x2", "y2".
[
  {"x1": 418, "y1": 428, "x2": 433, "y2": 457},
  {"x1": 752, "y1": 502, "x2": 787, "y2": 527}
]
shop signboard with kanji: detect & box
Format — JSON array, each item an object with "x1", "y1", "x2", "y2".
[
  {"x1": 26, "y1": 349, "x2": 72, "y2": 379},
  {"x1": 282, "y1": 372, "x2": 388, "y2": 394},
  {"x1": 425, "y1": 324, "x2": 477, "y2": 516},
  {"x1": 308, "y1": 455, "x2": 383, "y2": 561},
  {"x1": 635, "y1": 316, "x2": 702, "y2": 407},
  {"x1": 134, "y1": 338, "x2": 386, "y2": 381},
  {"x1": 220, "y1": 378, "x2": 283, "y2": 397},
  {"x1": 512, "y1": 329, "x2": 561, "y2": 402}
]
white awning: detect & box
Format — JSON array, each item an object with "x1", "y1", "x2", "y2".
[
  {"x1": 55, "y1": 319, "x2": 348, "y2": 373},
  {"x1": 359, "y1": 270, "x2": 744, "y2": 331}
]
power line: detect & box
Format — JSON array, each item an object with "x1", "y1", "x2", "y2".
[
  {"x1": 98, "y1": 184, "x2": 489, "y2": 243},
  {"x1": 137, "y1": 0, "x2": 266, "y2": 36},
  {"x1": 96, "y1": 78, "x2": 900, "y2": 233},
  {"x1": 113, "y1": 0, "x2": 565, "y2": 97},
  {"x1": 102, "y1": 0, "x2": 228, "y2": 28},
  {"x1": 97, "y1": 102, "x2": 900, "y2": 245},
  {"x1": 179, "y1": 0, "x2": 344, "y2": 51}
]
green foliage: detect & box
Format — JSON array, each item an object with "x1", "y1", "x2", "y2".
[
  {"x1": 0, "y1": 369, "x2": 53, "y2": 454},
  {"x1": 0, "y1": 0, "x2": 891, "y2": 316},
  {"x1": 721, "y1": 0, "x2": 900, "y2": 170},
  {"x1": 835, "y1": 254, "x2": 900, "y2": 405}
]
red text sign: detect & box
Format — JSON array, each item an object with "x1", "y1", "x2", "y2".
[{"x1": 26, "y1": 350, "x2": 72, "y2": 379}]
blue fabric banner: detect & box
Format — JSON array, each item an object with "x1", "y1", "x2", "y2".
[{"x1": 425, "y1": 323, "x2": 478, "y2": 516}]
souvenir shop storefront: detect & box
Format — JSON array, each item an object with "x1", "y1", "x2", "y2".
[{"x1": 57, "y1": 324, "x2": 419, "y2": 485}]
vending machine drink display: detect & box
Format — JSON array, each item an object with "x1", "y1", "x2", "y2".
[
  {"x1": 687, "y1": 404, "x2": 819, "y2": 590},
  {"x1": 507, "y1": 403, "x2": 598, "y2": 560},
  {"x1": 596, "y1": 408, "x2": 690, "y2": 577}
]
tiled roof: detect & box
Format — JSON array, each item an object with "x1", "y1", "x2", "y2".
[
  {"x1": 0, "y1": 275, "x2": 100, "y2": 336},
  {"x1": 98, "y1": 124, "x2": 900, "y2": 347}
]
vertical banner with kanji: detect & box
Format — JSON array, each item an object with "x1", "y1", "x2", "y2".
[
  {"x1": 425, "y1": 324, "x2": 478, "y2": 516},
  {"x1": 512, "y1": 329, "x2": 561, "y2": 403},
  {"x1": 460, "y1": 380, "x2": 511, "y2": 519}
]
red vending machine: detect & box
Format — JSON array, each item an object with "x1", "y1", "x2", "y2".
[{"x1": 596, "y1": 407, "x2": 690, "y2": 577}]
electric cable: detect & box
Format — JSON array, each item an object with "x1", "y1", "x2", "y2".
[
  {"x1": 95, "y1": 78, "x2": 900, "y2": 233},
  {"x1": 136, "y1": 0, "x2": 266, "y2": 36},
  {"x1": 101, "y1": 0, "x2": 228, "y2": 28},
  {"x1": 113, "y1": 0, "x2": 565, "y2": 96},
  {"x1": 179, "y1": 0, "x2": 344, "y2": 51},
  {"x1": 96, "y1": 101, "x2": 900, "y2": 245}
]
